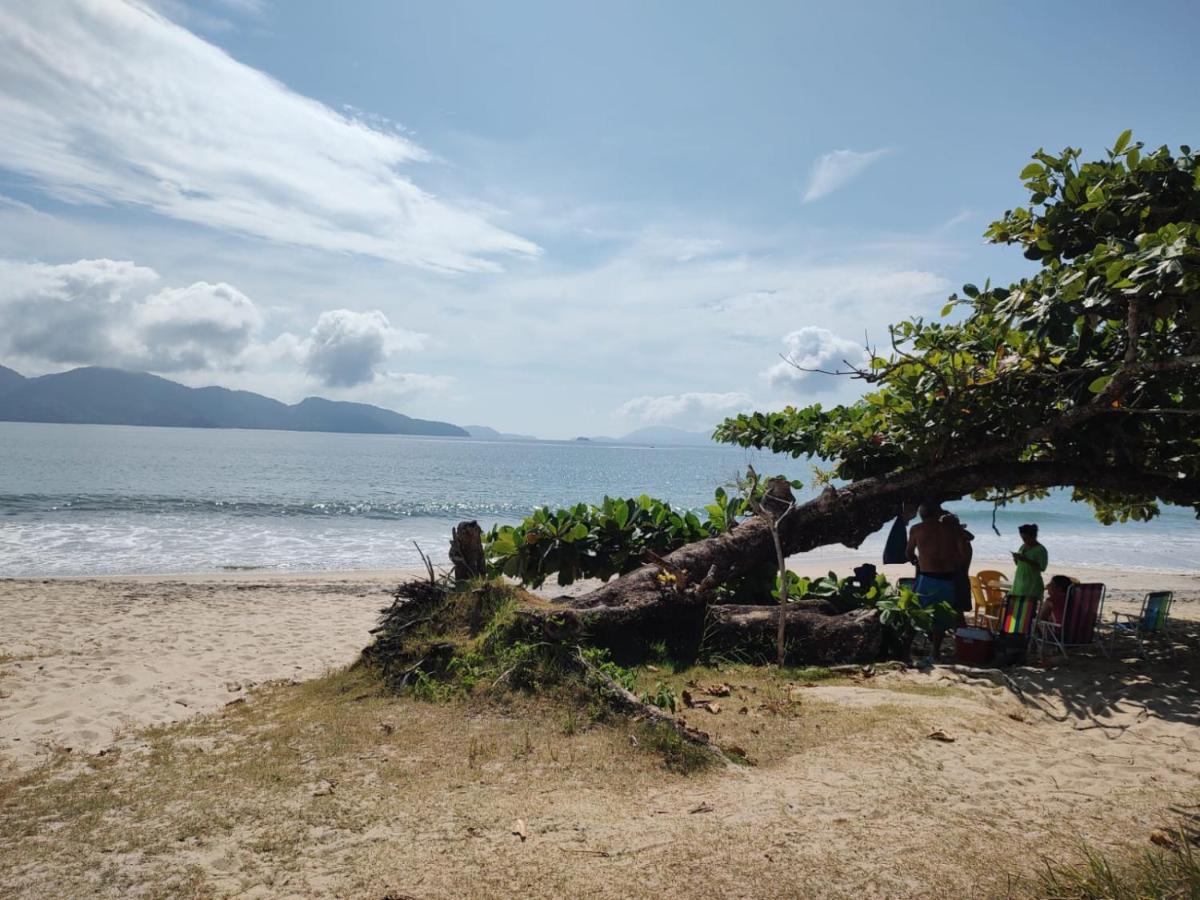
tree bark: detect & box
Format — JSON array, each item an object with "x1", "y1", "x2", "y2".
[
  {"x1": 449, "y1": 520, "x2": 485, "y2": 582},
  {"x1": 705, "y1": 604, "x2": 881, "y2": 664}
]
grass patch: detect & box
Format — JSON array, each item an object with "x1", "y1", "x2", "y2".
[
  {"x1": 0, "y1": 664, "x2": 672, "y2": 896},
  {"x1": 1016, "y1": 833, "x2": 1199, "y2": 899},
  {"x1": 634, "y1": 721, "x2": 716, "y2": 774}
]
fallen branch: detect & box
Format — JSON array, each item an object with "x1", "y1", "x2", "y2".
[
  {"x1": 412, "y1": 540, "x2": 437, "y2": 585},
  {"x1": 571, "y1": 647, "x2": 731, "y2": 766}
]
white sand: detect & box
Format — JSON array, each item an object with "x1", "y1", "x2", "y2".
[
  {"x1": 2, "y1": 562, "x2": 1196, "y2": 771},
  {"x1": 0, "y1": 571, "x2": 414, "y2": 768}
]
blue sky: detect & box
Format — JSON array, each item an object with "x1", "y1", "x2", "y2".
[{"x1": 0, "y1": 0, "x2": 1197, "y2": 436}]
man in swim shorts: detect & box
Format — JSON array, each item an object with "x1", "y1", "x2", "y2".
[{"x1": 905, "y1": 501, "x2": 963, "y2": 659}]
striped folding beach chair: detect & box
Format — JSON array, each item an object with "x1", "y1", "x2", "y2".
[
  {"x1": 1108, "y1": 591, "x2": 1174, "y2": 658},
  {"x1": 998, "y1": 595, "x2": 1035, "y2": 637},
  {"x1": 1035, "y1": 582, "x2": 1108, "y2": 659},
  {"x1": 1063, "y1": 582, "x2": 1106, "y2": 653},
  {"x1": 988, "y1": 594, "x2": 1036, "y2": 665}
]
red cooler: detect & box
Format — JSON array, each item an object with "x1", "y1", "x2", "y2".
[{"x1": 954, "y1": 627, "x2": 994, "y2": 665}]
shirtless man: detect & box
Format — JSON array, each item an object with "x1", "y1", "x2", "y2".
[{"x1": 905, "y1": 502, "x2": 964, "y2": 658}]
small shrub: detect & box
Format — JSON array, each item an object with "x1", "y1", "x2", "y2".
[
  {"x1": 641, "y1": 681, "x2": 678, "y2": 713},
  {"x1": 579, "y1": 646, "x2": 637, "y2": 693},
  {"x1": 635, "y1": 721, "x2": 715, "y2": 775}
]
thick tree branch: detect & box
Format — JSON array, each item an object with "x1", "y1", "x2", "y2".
[{"x1": 562, "y1": 453, "x2": 1197, "y2": 617}]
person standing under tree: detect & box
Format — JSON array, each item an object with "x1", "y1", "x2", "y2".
[
  {"x1": 1010, "y1": 523, "x2": 1049, "y2": 608},
  {"x1": 905, "y1": 502, "x2": 961, "y2": 660},
  {"x1": 942, "y1": 512, "x2": 974, "y2": 627}
]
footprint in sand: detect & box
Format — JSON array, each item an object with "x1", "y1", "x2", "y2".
[
  {"x1": 33, "y1": 711, "x2": 71, "y2": 724},
  {"x1": 108, "y1": 674, "x2": 135, "y2": 686}
]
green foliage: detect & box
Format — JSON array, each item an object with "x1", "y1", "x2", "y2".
[
  {"x1": 485, "y1": 494, "x2": 716, "y2": 587},
  {"x1": 704, "y1": 485, "x2": 749, "y2": 533},
  {"x1": 715, "y1": 136, "x2": 1200, "y2": 524},
  {"x1": 875, "y1": 585, "x2": 950, "y2": 645},
  {"x1": 578, "y1": 646, "x2": 637, "y2": 693},
  {"x1": 485, "y1": 472, "x2": 810, "y2": 589},
  {"x1": 641, "y1": 681, "x2": 678, "y2": 713},
  {"x1": 772, "y1": 570, "x2": 810, "y2": 603},
  {"x1": 783, "y1": 570, "x2": 887, "y2": 611}
]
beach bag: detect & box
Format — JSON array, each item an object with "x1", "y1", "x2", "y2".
[{"x1": 882, "y1": 514, "x2": 908, "y2": 565}]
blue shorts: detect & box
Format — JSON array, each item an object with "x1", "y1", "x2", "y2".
[{"x1": 915, "y1": 574, "x2": 957, "y2": 627}]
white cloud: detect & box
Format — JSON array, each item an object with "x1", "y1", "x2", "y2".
[
  {"x1": 135, "y1": 282, "x2": 263, "y2": 365},
  {"x1": 0, "y1": 258, "x2": 266, "y2": 371},
  {"x1": 762, "y1": 327, "x2": 868, "y2": 391},
  {"x1": 304, "y1": 309, "x2": 425, "y2": 388},
  {"x1": 802, "y1": 149, "x2": 891, "y2": 203},
  {"x1": 0, "y1": 1, "x2": 538, "y2": 272},
  {"x1": 616, "y1": 391, "x2": 754, "y2": 427},
  {"x1": 0, "y1": 256, "x2": 461, "y2": 412}
]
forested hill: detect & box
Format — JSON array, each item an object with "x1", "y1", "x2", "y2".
[{"x1": 0, "y1": 365, "x2": 468, "y2": 437}]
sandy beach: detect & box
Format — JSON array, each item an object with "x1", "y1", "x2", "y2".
[
  {"x1": 0, "y1": 571, "x2": 404, "y2": 769},
  {"x1": 1, "y1": 562, "x2": 1198, "y2": 897},
  {"x1": 2, "y1": 560, "x2": 1197, "y2": 771}
]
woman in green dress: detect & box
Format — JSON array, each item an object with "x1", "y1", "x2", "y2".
[{"x1": 1010, "y1": 523, "x2": 1048, "y2": 606}]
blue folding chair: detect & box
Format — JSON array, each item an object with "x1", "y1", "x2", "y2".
[{"x1": 1109, "y1": 591, "x2": 1175, "y2": 658}]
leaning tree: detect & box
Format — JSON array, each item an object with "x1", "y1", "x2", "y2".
[{"x1": 510, "y1": 134, "x2": 1199, "y2": 655}]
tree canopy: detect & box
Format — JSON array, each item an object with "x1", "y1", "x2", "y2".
[{"x1": 716, "y1": 134, "x2": 1200, "y2": 524}]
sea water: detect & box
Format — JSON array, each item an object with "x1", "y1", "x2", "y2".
[{"x1": 0, "y1": 421, "x2": 1195, "y2": 576}]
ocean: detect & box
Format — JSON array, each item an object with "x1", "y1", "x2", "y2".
[{"x1": 1, "y1": 421, "x2": 1196, "y2": 576}]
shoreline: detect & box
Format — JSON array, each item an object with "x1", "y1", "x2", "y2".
[{"x1": 4, "y1": 557, "x2": 1200, "y2": 585}]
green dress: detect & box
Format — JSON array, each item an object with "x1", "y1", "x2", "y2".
[{"x1": 1011, "y1": 543, "x2": 1048, "y2": 600}]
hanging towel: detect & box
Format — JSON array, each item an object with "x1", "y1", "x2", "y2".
[{"x1": 882, "y1": 513, "x2": 908, "y2": 565}]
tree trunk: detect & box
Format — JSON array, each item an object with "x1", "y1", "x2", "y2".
[
  {"x1": 705, "y1": 605, "x2": 881, "y2": 664},
  {"x1": 449, "y1": 520, "x2": 485, "y2": 582},
  {"x1": 558, "y1": 458, "x2": 1198, "y2": 617}
]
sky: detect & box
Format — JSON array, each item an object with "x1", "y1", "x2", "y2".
[{"x1": 1, "y1": 0, "x2": 1197, "y2": 438}]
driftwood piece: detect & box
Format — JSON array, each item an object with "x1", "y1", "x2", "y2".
[
  {"x1": 517, "y1": 585, "x2": 881, "y2": 665},
  {"x1": 449, "y1": 520, "x2": 485, "y2": 582},
  {"x1": 704, "y1": 605, "x2": 882, "y2": 664},
  {"x1": 572, "y1": 647, "x2": 730, "y2": 765}
]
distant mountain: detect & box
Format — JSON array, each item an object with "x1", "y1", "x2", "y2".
[
  {"x1": 576, "y1": 426, "x2": 715, "y2": 446},
  {"x1": 0, "y1": 365, "x2": 468, "y2": 437},
  {"x1": 0, "y1": 364, "x2": 25, "y2": 395},
  {"x1": 464, "y1": 424, "x2": 538, "y2": 442}
]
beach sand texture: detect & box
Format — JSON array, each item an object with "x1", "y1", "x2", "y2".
[{"x1": 0, "y1": 572, "x2": 395, "y2": 768}]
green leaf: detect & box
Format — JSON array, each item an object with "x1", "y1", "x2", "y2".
[
  {"x1": 1087, "y1": 375, "x2": 1112, "y2": 394},
  {"x1": 1019, "y1": 162, "x2": 1044, "y2": 180},
  {"x1": 962, "y1": 283, "x2": 979, "y2": 298},
  {"x1": 940, "y1": 302, "x2": 955, "y2": 317},
  {"x1": 1112, "y1": 129, "x2": 1132, "y2": 154}
]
